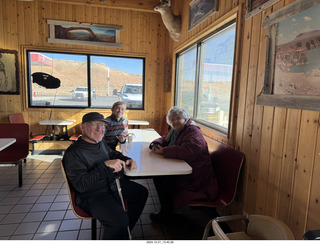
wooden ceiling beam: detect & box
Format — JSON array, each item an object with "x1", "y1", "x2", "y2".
[{"x1": 33, "y1": 0, "x2": 160, "y2": 13}]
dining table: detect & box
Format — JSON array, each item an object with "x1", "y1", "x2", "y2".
[
  {"x1": 38, "y1": 119, "x2": 75, "y2": 140},
  {"x1": 0, "y1": 138, "x2": 16, "y2": 151},
  {"x1": 121, "y1": 129, "x2": 192, "y2": 177},
  {"x1": 128, "y1": 120, "x2": 149, "y2": 129}
]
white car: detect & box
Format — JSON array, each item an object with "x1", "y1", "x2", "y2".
[
  {"x1": 72, "y1": 87, "x2": 96, "y2": 101},
  {"x1": 117, "y1": 84, "x2": 143, "y2": 108}
]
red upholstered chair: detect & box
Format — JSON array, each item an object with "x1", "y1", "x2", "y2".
[
  {"x1": 0, "y1": 123, "x2": 29, "y2": 187},
  {"x1": 69, "y1": 133, "x2": 80, "y2": 141},
  {"x1": 60, "y1": 161, "x2": 97, "y2": 240},
  {"x1": 189, "y1": 143, "x2": 244, "y2": 208},
  {"x1": 160, "y1": 115, "x2": 169, "y2": 137},
  {"x1": 9, "y1": 113, "x2": 46, "y2": 155}
]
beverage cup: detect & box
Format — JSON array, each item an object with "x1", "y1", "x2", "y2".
[{"x1": 128, "y1": 133, "x2": 134, "y2": 143}]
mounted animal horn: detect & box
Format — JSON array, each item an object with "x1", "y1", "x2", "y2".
[{"x1": 154, "y1": 0, "x2": 181, "y2": 42}]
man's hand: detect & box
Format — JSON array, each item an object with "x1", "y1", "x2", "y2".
[
  {"x1": 116, "y1": 134, "x2": 127, "y2": 143},
  {"x1": 125, "y1": 159, "x2": 137, "y2": 170},
  {"x1": 104, "y1": 159, "x2": 125, "y2": 172}
]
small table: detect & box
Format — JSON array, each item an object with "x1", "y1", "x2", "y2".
[
  {"x1": 39, "y1": 120, "x2": 75, "y2": 141},
  {"x1": 122, "y1": 129, "x2": 192, "y2": 177},
  {"x1": 128, "y1": 120, "x2": 149, "y2": 129},
  {"x1": 0, "y1": 138, "x2": 16, "y2": 151}
]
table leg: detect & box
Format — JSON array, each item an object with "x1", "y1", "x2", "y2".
[
  {"x1": 52, "y1": 125, "x2": 56, "y2": 141},
  {"x1": 64, "y1": 125, "x2": 69, "y2": 140}
]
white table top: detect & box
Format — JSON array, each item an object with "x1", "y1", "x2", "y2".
[
  {"x1": 38, "y1": 120, "x2": 75, "y2": 126},
  {"x1": 0, "y1": 138, "x2": 16, "y2": 151},
  {"x1": 122, "y1": 129, "x2": 192, "y2": 177},
  {"x1": 128, "y1": 120, "x2": 149, "y2": 126}
]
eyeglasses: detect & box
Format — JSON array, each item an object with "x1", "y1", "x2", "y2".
[{"x1": 86, "y1": 122, "x2": 106, "y2": 129}]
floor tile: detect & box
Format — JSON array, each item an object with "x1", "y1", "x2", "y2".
[
  {"x1": 55, "y1": 230, "x2": 79, "y2": 240},
  {"x1": 30, "y1": 203, "x2": 51, "y2": 212},
  {"x1": 18, "y1": 196, "x2": 38, "y2": 204},
  {"x1": 140, "y1": 213, "x2": 153, "y2": 225},
  {"x1": 54, "y1": 194, "x2": 69, "y2": 202},
  {"x1": 37, "y1": 220, "x2": 61, "y2": 233},
  {"x1": 141, "y1": 223, "x2": 164, "y2": 237},
  {"x1": 0, "y1": 213, "x2": 27, "y2": 224},
  {"x1": 13, "y1": 222, "x2": 41, "y2": 235},
  {"x1": 9, "y1": 234, "x2": 33, "y2": 240},
  {"x1": 10, "y1": 204, "x2": 33, "y2": 214},
  {"x1": 78, "y1": 229, "x2": 91, "y2": 240},
  {"x1": 30, "y1": 184, "x2": 48, "y2": 190},
  {"x1": 59, "y1": 219, "x2": 82, "y2": 231},
  {"x1": 33, "y1": 232, "x2": 57, "y2": 240},
  {"x1": 0, "y1": 223, "x2": 19, "y2": 236},
  {"x1": 64, "y1": 209, "x2": 77, "y2": 220},
  {"x1": 6, "y1": 190, "x2": 27, "y2": 198},
  {"x1": 24, "y1": 189, "x2": 44, "y2": 197},
  {"x1": 0, "y1": 205, "x2": 14, "y2": 215},
  {"x1": 36, "y1": 195, "x2": 56, "y2": 203},
  {"x1": 142, "y1": 204, "x2": 157, "y2": 214},
  {"x1": 49, "y1": 202, "x2": 69, "y2": 211},
  {"x1": 0, "y1": 155, "x2": 205, "y2": 240},
  {"x1": 0, "y1": 197, "x2": 21, "y2": 205},
  {"x1": 80, "y1": 219, "x2": 92, "y2": 229},
  {"x1": 22, "y1": 211, "x2": 46, "y2": 222},
  {"x1": 41, "y1": 188, "x2": 60, "y2": 196},
  {"x1": 131, "y1": 224, "x2": 143, "y2": 238},
  {"x1": 44, "y1": 210, "x2": 66, "y2": 221}
]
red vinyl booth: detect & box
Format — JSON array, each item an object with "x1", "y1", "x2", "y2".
[{"x1": 0, "y1": 123, "x2": 29, "y2": 187}]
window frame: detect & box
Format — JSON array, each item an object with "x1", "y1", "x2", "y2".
[
  {"x1": 25, "y1": 49, "x2": 145, "y2": 110},
  {"x1": 174, "y1": 19, "x2": 238, "y2": 136}
]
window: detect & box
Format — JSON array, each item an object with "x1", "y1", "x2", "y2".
[
  {"x1": 26, "y1": 50, "x2": 145, "y2": 109},
  {"x1": 175, "y1": 21, "x2": 236, "y2": 133}
]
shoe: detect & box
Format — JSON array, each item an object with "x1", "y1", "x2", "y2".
[
  {"x1": 149, "y1": 212, "x2": 163, "y2": 223},
  {"x1": 149, "y1": 212, "x2": 173, "y2": 223}
]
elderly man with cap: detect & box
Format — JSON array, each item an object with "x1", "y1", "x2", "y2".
[{"x1": 62, "y1": 112, "x2": 148, "y2": 240}]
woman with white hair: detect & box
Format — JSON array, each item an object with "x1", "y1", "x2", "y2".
[{"x1": 149, "y1": 106, "x2": 219, "y2": 222}]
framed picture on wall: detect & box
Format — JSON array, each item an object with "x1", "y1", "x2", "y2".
[
  {"x1": 0, "y1": 49, "x2": 19, "y2": 95},
  {"x1": 47, "y1": 20, "x2": 123, "y2": 48},
  {"x1": 245, "y1": 0, "x2": 281, "y2": 19},
  {"x1": 189, "y1": 0, "x2": 218, "y2": 30},
  {"x1": 257, "y1": 0, "x2": 320, "y2": 111}
]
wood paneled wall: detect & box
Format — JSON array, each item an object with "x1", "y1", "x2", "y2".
[
  {"x1": 0, "y1": 0, "x2": 170, "y2": 150},
  {"x1": 1, "y1": 0, "x2": 320, "y2": 239},
  {"x1": 171, "y1": 0, "x2": 320, "y2": 239}
]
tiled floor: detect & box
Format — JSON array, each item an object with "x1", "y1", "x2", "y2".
[{"x1": 0, "y1": 154, "x2": 214, "y2": 240}]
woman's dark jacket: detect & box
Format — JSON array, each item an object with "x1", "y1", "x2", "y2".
[{"x1": 150, "y1": 119, "x2": 219, "y2": 211}]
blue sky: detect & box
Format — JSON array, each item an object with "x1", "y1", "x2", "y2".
[
  {"x1": 41, "y1": 52, "x2": 144, "y2": 75},
  {"x1": 276, "y1": 4, "x2": 320, "y2": 45}
]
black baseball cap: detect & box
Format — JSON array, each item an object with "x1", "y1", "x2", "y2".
[{"x1": 82, "y1": 112, "x2": 107, "y2": 124}]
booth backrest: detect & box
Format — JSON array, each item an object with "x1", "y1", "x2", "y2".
[
  {"x1": 189, "y1": 136, "x2": 244, "y2": 208},
  {"x1": 0, "y1": 123, "x2": 29, "y2": 162}
]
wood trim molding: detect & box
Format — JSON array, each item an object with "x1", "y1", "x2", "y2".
[{"x1": 23, "y1": 0, "x2": 160, "y2": 13}]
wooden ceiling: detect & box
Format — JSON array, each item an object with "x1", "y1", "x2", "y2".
[{"x1": 18, "y1": 0, "x2": 161, "y2": 12}]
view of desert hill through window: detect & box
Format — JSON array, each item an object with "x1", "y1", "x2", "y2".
[{"x1": 31, "y1": 59, "x2": 143, "y2": 96}]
